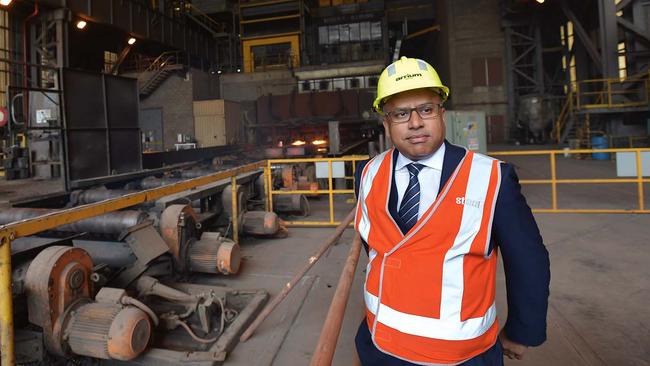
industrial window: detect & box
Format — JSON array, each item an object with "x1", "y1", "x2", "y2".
[
  {"x1": 319, "y1": 80, "x2": 330, "y2": 90},
  {"x1": 318, "y1": 21, "x2": 382, "y2": 45},
  {"x1": 618, "y1": 41, "x2": 627, "y2": 79},
  {"x1": 561, "y1": 21, "x2": 576, "y2": 93},
  {"x1": 471, "y1": 57, "x2": 502, "y2": 87},
  {"x1": 316, "y1": 21, "x2": 383, "y2": 64},
  {"x1": 104, "y1": 51, "x2": 118, "y2": 74}
]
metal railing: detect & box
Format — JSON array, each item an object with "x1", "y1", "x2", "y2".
[
  {"x1": 489, "y1": 148, "x2": 650, "y2": 213},
  {"x1": 0, "y1": 161, "x2": 265, "y2": 365},
  {"x1": 573, "y1": 69, "x2": 650, "y2": 110},
  {"x1": 266, "y1": 156, "x2": 368, "y2": 226},
  {"x1": 121, "y1": 51, "x2": 184, "y2": 74},
  {"x1": 553, "y1": 69, "x2": 649, "y2": 142}
]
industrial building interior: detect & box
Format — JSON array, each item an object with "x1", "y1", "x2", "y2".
[{"x1": 0, "y1": 0, "x2": 648, "y2": 365}]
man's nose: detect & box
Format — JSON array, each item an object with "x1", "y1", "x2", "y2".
[{"x1": 408, "y1": 110, "x2": 424, "y2": 128}]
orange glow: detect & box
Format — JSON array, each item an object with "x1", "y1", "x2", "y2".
[
  {"x1": 291, "y1": 140, "x2": 306, "y2": 146},
  {"x1": 312, "y1": 139, "x2": 327, "y2": 146}
]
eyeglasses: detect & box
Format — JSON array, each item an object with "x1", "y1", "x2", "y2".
[{"x1": 384, "y1": 103, "x2": 443, "y2": 124}]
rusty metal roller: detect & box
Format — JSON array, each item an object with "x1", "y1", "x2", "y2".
[
  {"x1": 65, "y1": 303, "x2": 151, "y2": 361},
  {"x1": 188, "y1": 232, "x2": 241, "y2": 275},
  {"x1": 242, "y1": 211, "x2": 280, "y2": 236}
]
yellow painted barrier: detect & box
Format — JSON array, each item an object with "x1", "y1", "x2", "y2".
[
  {"x1": 266, "y1": 156, "x2": 368, "y2": 226},
  {"x1": 489, "y1": 148, "x2": 650, "y2": 213}
]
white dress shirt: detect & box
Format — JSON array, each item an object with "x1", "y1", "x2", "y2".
[{"x1": 394, "y1": 143, "x2": 445, "y2": 221}]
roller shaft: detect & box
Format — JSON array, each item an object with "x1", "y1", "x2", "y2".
[{"x1": 0, "y1": 208, "x2": 146, "y2": 234}]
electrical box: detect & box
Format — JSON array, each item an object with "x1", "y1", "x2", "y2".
[{"x1": 444, "y1": 110, "x2": 487, "y2": 154}]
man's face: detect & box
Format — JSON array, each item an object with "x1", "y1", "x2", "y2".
[{"x1": 382, "y1": 88, "x2": 446, "y2": 161}]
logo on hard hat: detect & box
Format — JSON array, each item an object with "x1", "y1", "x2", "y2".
[{"x1": 395, "y1": 73, "x2": 423, "y2": 82}]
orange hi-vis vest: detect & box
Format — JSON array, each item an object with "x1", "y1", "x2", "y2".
[{"x1": 355, "y1": 148, "x2": 503, "y2": 365}]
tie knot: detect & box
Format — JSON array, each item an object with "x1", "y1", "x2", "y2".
[{"x1": 406, "y1": 163, "x2": 424, "y2": 176}]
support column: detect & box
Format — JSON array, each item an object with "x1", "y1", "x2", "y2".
[
  {"x1": 598, "y1": 0, "x2": 619, "y2": 78},
  {"x1": 328, "y1": 121, "x2": 340, "y2": 155}
]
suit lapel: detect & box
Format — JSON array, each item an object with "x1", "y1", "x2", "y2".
[{"x1": 439, "y1": 140, "x2": 465, "y2": 196}]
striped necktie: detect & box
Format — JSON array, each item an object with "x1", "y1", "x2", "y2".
[{"x1": 399, "y1": 163, "x2": 424, "y2": 233}]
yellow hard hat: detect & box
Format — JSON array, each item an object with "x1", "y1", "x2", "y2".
[{"x1": 373, "y1": 56, "x2": 449, "y2": 113}]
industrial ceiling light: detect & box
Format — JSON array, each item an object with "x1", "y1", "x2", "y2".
[
  {"x1": 536, "y1": 0, "x2": 544, "y2": 3},
  {"x1": 76, "y1": 20, "x2": 87, "y2": 30},
  {"x1": 127, "y1": 37, "x2": 136, "y2": 45},
  {"x1": 0, "y1": 0, "x2": 13, "y2": 6}
]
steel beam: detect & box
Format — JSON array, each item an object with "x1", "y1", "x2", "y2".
[
  {"x1": 598, "y1": 0, "x2": 620, "y2": 78},
  {"x1": 616, "y1": 0, "x2": 636, "y2": 12},
  {"x1": 617, "y1": 17, "x2": 650, "y2": 44},
  {"x1": 560, "y1": 0, "x2": 604, "y2": 74}
]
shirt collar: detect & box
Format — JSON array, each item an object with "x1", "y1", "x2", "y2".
[{"x1": 395, "y1": 143, "x2": 445, "y2": 172}]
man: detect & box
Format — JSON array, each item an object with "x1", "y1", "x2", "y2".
[{"x1": 354, "y1": 56, "x2": 550, "y2": 366}]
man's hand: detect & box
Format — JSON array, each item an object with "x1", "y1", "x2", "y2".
[{"x1": 499, "y1": 329, "x2": 528, "y2": 360}]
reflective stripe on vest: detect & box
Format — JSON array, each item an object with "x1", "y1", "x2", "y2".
[{"x1": 355, "y1": 147, "x2": 503, "y2": 364}]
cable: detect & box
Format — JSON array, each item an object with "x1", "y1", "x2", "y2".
[
  {"x1": 175, "y1": 319, "x2": 219, "y2": 344},
  {"x1": 122, "y1": 296, "x2": 159, "y2": 326}
]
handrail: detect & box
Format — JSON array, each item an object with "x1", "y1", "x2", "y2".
[
  {"x1": 572, "y1": 68, "x2": 649, "y2": 110},
  {"x1": 489, "y1": 148, "x2": 650, "y2": 214},
  {"x1": 0, "y1": 161, "x2": 265, "y2": 365},
  {"x1": 145, "y1": 51, "x2": 180, "y2": 73},
  {"x1": 188, "y1": 3, "x2": 222, "y2": 34},
  {"x1": 266, "y1": 156, "x2": 369, "y2": 226}
]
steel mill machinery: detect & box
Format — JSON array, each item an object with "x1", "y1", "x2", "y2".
[{"x1": 2, "y1": 165, "x2": 289, "y2": 365}]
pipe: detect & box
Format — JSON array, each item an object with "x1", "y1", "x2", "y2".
[
  {"x1": 309, "y1": 233, "x2": 362, "y2": 366},
  {"x1": 0, "y1": 234, "x2": 15, "y2": 365},
  {"x1": 139, "y1": 177, "x2": 184, "y2": 189},
  {"x1": 75, "y1": 189, "x2": 139, "y2": 205},
  {"x1": 22, "y1": 2, "x2": 39, "y2": 125},
  {"x1": 180, "y1": 169, "x2": 216, "y2": 179},
  {"x1": 240, "y1": 208, "x2": 356, "y2": 342},
  {"x1": 0, "y1": 208, "x2": 146, "y2": 234},
  {"x1": 135, "y1": 275, "x2": 194, "y2": 303},
  {"x1": 72, "y1": 239, "x2": 136, "y2": 267}
]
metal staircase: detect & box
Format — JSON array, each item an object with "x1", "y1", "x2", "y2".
[
  {"x1": 138, "y1": 51, "x2": 184, "y2": 99},
  {"x1": 552, "y1": 69, "x2": 650, "y2": 145}
]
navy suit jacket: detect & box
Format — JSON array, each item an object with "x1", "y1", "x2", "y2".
[{"x1": 354, "y1": 141, "x2": 550, "y2": 357}]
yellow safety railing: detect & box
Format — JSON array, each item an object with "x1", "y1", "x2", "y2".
[
  {"x1": 489, "y1": 148, "x2": 650, "y2": 214},
  {"x1": 266, "y1": 156, "x2": 368, "y2": 226},
  {"x1": 0, "y1": 161, "x2": 265, "y2": 365},
  {"x1": 574, "y1": 69, "x2": 650, "y2": 110}
]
